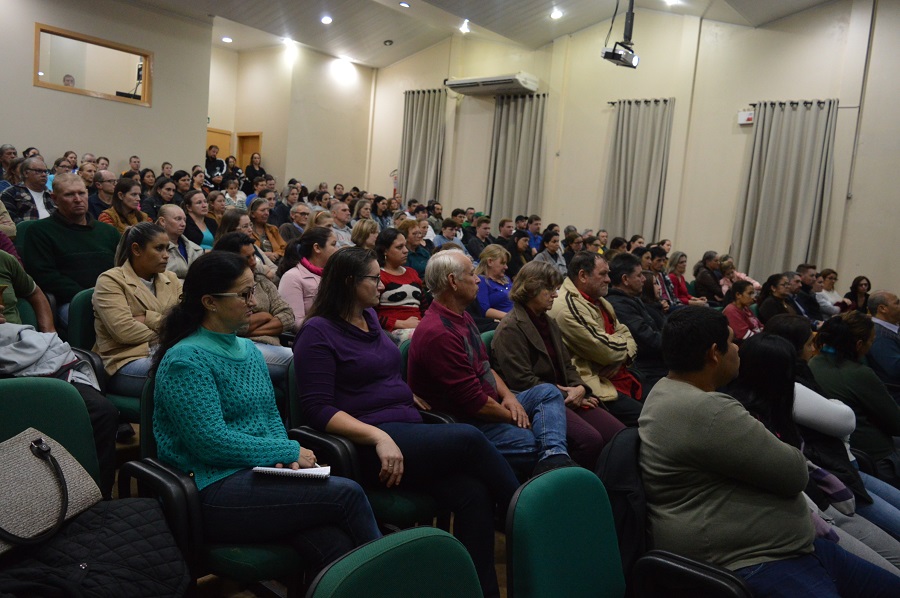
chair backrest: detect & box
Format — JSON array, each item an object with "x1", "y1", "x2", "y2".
[
  {"x1": 67, "y1": 287, "x2": 96, "y2": 350},
  {"x1": 13, "y1": 220, "x2": 37, "y2": 256},
  {"x1": 481, "y1": 330, "x2": 495, "y2": 361},
  {"x1": 306, "y1": 527, "x2": 483, "y2": 598},
  {"x1": 398, "y1": 339, "x2": 412, "y2": 382},
  {"x1": 15, "y1": 297, "x2": 38, "y2": 327},
  {"x1": 140, "y1": 375, "x2": 159, "y2": 459},
  {"x1": 632, "y1": 550, "x2": 753, "y2": 598},
  {"x1": 0, "y1": 377, "x2": 101, "y2": 485},
  {"x1": 595, "y1": 428, "x2": 648, "y2": 581},
  {"x1": 506, "y1": 467, "x2": 625, "y2": 598}
]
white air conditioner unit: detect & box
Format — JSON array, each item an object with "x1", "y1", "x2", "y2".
[{"x1": 444, "y1": 72, "x2": 539, "y2": 96}]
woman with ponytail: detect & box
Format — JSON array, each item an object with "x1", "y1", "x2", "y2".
[
  {"x1": 151, "y1": 251, "x2": 380, "y2": 575},
  {"x1": 277, "y1": 226, "x2": 337, "y2": 329},
  {"x1": 92, "y1": 222, "x2": 181, "y2": 395}
]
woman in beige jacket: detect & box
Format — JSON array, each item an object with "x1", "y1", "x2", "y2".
[{"x1": 92, "y1": 222, "x2": 181, "y2": 395}]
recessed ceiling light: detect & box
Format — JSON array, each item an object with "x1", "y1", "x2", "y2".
[
  {"x1": 221, "y1": 36, "x2": 233, "y2": 43},
  {"x1": 283, "y1": 37, "x2": 293, "y2": 45},
  {"x1": 399, "y1": 2, "x2": 410, "y2": 7},
  {"x1": 459, "y1": 19, "x2": 470, "y2": 34},
  {"x1": 664, "y1": 0, "x2": 681, "y2": 6},
  {"x1": 384, "y1": 40, "x2": 394, "y2": 46},
  {"x1": 550, "y1": 9, "x2": 563, "y2": 20},
  {"x1": 321, "y1": 15, "x2": 333, "y2": 25},
  {"x1": 37, "y1": 71, "x2": 44, "y2": 76}
]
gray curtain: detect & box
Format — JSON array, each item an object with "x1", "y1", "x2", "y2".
[
  {"x1": 600, "y1": 98, "x2": 675, "y2": 242},
  {"x1": 398, "y1": 89, "x2": 446, "y2": 202},
  {"x1": 731, "y1": 99, "x2": 839, "y2": 278},
  {"x1": 486, "y1": 93, "x2": 547, "y2": 219}
]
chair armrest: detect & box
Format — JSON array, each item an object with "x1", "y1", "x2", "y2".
[
  {"x1": 633, "y1": 550, "x2": 753, "y2": 598},
  {"x1": 71, "y1": 348, "x2": 109, "y2": 393},
  {"x1": 279, "y1": 332, "x2": 295, "y2": 347},
  {"x1": 419, "y1": 409, "x2": 458, "y2": 424},
  {"x1": 288, "y1": 426, "x2": 361, "y2": 480}
]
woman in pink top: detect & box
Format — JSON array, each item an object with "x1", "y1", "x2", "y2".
[{"x1": 277, "y1": 226, "x2": 337, "y2": 330}]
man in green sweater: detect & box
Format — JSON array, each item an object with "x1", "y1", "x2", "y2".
[
  {"x1": 639, "y1": 307, "x2": 900, "y2": 597},
  {"x1": 23, "y1": 173, "x2": 119, "y2": 326}
]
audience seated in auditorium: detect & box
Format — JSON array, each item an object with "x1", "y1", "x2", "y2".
[
  {"x1": 374, "y1": 228, "x2": 423, "y2": 343},
  {"x1": 794, "y1": 265, "x2": 826, "y2": 325},
  {"x1": 408, "y1": 249, "x2": 576, "y2": 478},
  {"x1": 632, "y1": 246, "x2": 652, "y2": 271},
  {"x1": 141, "y1": 176, "x2": 176, "y2": 222},
  {"x1": 561, "y1": 232, "x2": 583, "y2": 265},
  {"x1": 433, "y1": 218, "x2": 468, "y2": 255},
  {"x1": 152, "y1": 251, "x2": 379, "y2": 574},
  {"x1": 156, "y1": 204, "x2": 203, "y2": 279},
  {"x1": 24, "y1": 174, "x2": 120, "y2": 326},
  {"x1": 330, "y1": 201, "x2": 353, "y2": 248},
  {"x1": 532, "y1": 229, "x2": 567, "y2": 278},
  {"x1": 351, "y1": 218, "x2": 378, "y2": 251},
  {"x1": 727, "y1": 333, "x2": 900, "y2": 573},
  {"x1": 87, "y1": 169, "x2": 116, "y2": 220},
  {"x1": 846, "y1": 275, "x2": 872, "y2": 314},
  {"x1": 93, "y1": 223, "x2": 181, "y2": 396},
  {"x1": 268, "y1": 185, "x2": 298, "y2": 228},
  {"x1": 216, "y1": 208, "x2": 278, "y2": 282},
  {"x1": 1, "y1": 156, "x2": 55, "y2": 225},
  {"x1": 492, "y1": 261, "x2": 625, "y2": 470},
  {"x1": 648, "y1": 246, "x2": 681, "y2": 310},
  {"x1": 0, "y1": 143, "x2": 16, "y2": 182},
  {"x1": 98, "y1": 178, "x2": 151, "y2": 233},
  {"x1": 397, "y1": 219, "x2": 428, "y2": 279},
  {"x1": 474, "y1": 244, "x2": 513, "y2": 321},
  {"x1": 248, "y1": 195, "x2": 286, "y2": 261},
  {"x1": 810, "y1": 312, "x2": 900, "y2": 490},
  {"x1": 640, "y1": 307, "x2": 900, "y2": 597},
  {"x1": 466, "y1": 217, "x2": 494, "y2": 261},
  {"x1": 295, "y1": 246, "x2": 521, "y2": 598},
  {"x1": 758, "y1": 273, "x2": 796, "y2": 325},
  {"x1": 640, "y1": 268, "x2": 670, "y2": 319},
  {"x1": 505, "y1": 230, "x2": 532, "y2": 279},
  {"x1": 692, "y1": 250, "x2": 724, "y2": 305},
  {"x1": 548, "y1": 251, "x2": 644, "y2": 426},
  {"x1": 817, "y1": 269, "x2": 851, "y2": 317},
  {"x1": 277, "y1": 226, "x2": 336, "y2": 330},
  {"x1": 766, "y1": 313, "x2": 900, "y2": 544},
  {"x1": 868, "y1": 291, "x2": 900, "y2": 394},
  {"x1": 207, "y1": 190, "x2": 227, "y2": 224},
  {"x1": 606, "y1": 253, "x2": 667, "y2": 395},
  {"x1": 280, "y1": 202, "x2": 310, "y2": 243},
  {"x1": 723, "y1": 280, "x2": 763, "y2": 344},
  {"x1": 181, "y1": 189, "x2": 217, "y2": 250},
  {"x1": 525, "y1": 215, "x2": 543, "y2": 254},
  {"x1": 223, "y1": 177, "x2": 246, "y2": 209},
  {"x1": 666, "y1": 251, "x2": 707, "y2": 307},
  {"x1": 718, "y1": 254, "x2": 761, "y2": 294},
  {"x1": 213, "y1": 233, "x2": 294, "y2": 386}
]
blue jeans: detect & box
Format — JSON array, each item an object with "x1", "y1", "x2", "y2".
[
  {"x1": 108, "y1": 356, "x2": 153, "y2": 396},
  {"x1": 858, "y1": 470, "x2": 900, "y2": 541},
  {"x1": 356, "y1": 422, "x2": 521, "y2": 598},
  {"x1": 472, "y1": 383, "x2": 569, "y2": 472},
  {"x1": 254, "y1": 341, "x2": 293, "y2": 387},
  {"x1": 199, "y1": 469, "x2": 380, "y2": 571},
  {"x1": 735, "y1": 538, "x2": 900, "y2": 597}
]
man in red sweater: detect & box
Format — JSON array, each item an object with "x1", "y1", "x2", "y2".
[{"x1": 408, "y1": 250, "x2": 575, "y2": 478}]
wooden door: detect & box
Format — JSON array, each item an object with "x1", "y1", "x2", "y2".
[
  {"x1": 237, "y1": 133, "x2": 262, "y2": 171},
  {"x1": 206, "y1": 128, "x2": 232, "y2": 157}
]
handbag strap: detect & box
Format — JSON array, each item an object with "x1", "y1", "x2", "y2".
[{"x1": 0, "y1": 437, "x2": 70, "y2": 545}]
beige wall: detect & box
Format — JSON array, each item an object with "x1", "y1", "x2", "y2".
[
  {"x1": 208, "y1": 45, "x2": 239, "y2": 135},
  {"x1": 2, "y1": 0, "x2": 211, "y2": 175}
]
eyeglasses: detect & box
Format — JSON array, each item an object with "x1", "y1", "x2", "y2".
[
  {"x1": 297, "y1": 212, "x2": 310, "y2": 217},
  {"x1": 210, "y1": 285, "x2": 257, "y2": 304},
  {"x1": 358, "y1": 274, "x2": 382, "y2": 284},
  {"x1": 26, "y1": 168, "x2": 50, "y2": 175}
]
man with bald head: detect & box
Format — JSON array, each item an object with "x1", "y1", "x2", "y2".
[
  {"x1": 869, "y1": 291, "x2": 900, "y2": 396},
  {"x1": 23, "y1": 174, "x2": 119, "y2": 326}
]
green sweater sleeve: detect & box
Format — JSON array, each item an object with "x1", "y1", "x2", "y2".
[{"x1": 23, "y1": 222, "x2": 84, "y2": 303}]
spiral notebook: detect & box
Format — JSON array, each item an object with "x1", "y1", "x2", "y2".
[{"x1": 252, "y1": 465, "x2": 331, "y2": 479}]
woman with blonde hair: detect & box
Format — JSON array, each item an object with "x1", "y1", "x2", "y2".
[
  {"x1": 475, "y1": 244, "x2": 513, "y2": 320},
  {"x1": 313, "y1": 211, "x2": 334, "y2": 228},
  {"x1": 351, "y1": 218, "x2": 378, "y2": 250}
]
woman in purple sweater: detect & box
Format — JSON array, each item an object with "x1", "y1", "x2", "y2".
[{"x1": 295, "y1": 247, "x2": 520, "y2": 598}]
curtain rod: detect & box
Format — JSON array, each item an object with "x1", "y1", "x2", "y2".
[
  {"x1": 607, "y1": 98, "x2": 669, "y2": 106},
  {"x1": 748, "y1": 100, "x2": 827, "y2": 108}
]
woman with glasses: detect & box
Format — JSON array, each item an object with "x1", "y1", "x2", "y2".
[
  {"x1": 152, "y1": 250, "x2": 379, "y2": 576},
  {"x1": 296, "y1": 247, "x2": 521, "y2": 598},
  {"x1": 723, "y1": 280, "x2": 763, "y2": 344},
  {"x1": 45, "y1": 156, "x2": 71, "y2": 191},
  {"x1": 98, "y1": 178, "x2": 151, "y2": 233},
  {"x1": 562, "y1": 232, "x2": 583, "y2": 265},
  {"x1": 817, "y1": 269, "x2": 852, "y2": 316},
  {"x1": 845, "y1": 276, "x2": 873, "y2": 314},
  {"x1": 277, "y1": 226, "x2": 337, "y2": 328},
  {"x1": 758, "y1": 273, "x2": 796, "y2": 325},
  {"x1": 212, "y1": 232, "x2": 294, "y2": 387},
  {"x1": 93, "y1": 222, "x2": 181, "y2": 396}
]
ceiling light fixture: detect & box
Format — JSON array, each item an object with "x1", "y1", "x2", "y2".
[
  {"x1": 283, "y1": 37, "x2": 293, "y2": 45},
  {"x1": 550, "y1": 9, "x2": 563, "y2": 20},
  {"x1": 602, "y1": 0, "x2": 639, "y2": 68},
  {"x1": 399, "y1": 2, "x2": 410, "y2": 7},
  {"x1": 459, "y1": 19, "x2": 470, "y2": 34},
  {"x1": 221, "y1": 36, "x2": 233, "y2": 43},
  {"x1": 37, "y1": 71, "x2": 44, "y2": 76},
  {"x1": 321, "y1": 16, "x2": 333, "y2": 25},
  {"x1": 384, "y1": 40, "x2": 394, "y2": 46},
  {"x1": 664, "y1": 0, "x2": 681, "y2": 6}
]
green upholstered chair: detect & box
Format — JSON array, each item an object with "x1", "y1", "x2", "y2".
[
  {"x1": 66, "y1": 287, "x2": 141, "y2": 423},
  {"x1": 286, "y1": 362, "x2": 440, "y2": 531},
  {"x1": 686, "y1": 280, "x2": 696, "y2": 297},
  {"x1": 749, "y1": 302, "x2": 759, "y2": 317},
  {"x1": 632, "y1": 550, "x2": 753, "y2": 598},
  {"x1": 481, "y1": 330, "x2": 495, "y2": 361},
  {"x1": 0, "y1": 377, "x2": 101, "y2": 487},
  {"x1": 506, "y1": 467, "x2": 626, "y2": 598},
  {"x1": 15, "y1": 297, "x2": 37, "y2": 327},
  {"x1": 118, "y1": 376, "x2": 305, "y2": 594},
  {"x1": 306, "y1": 527, "x2": 483, "y2": 598},
  {"x1": 13, "y1": 219, "x2": 37, "y2": 256}
]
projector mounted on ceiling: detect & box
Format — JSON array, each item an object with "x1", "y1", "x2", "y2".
[
  {"x1": 444, "y1": 72, "x2": 539, "y2": 96},
  {"x1": 602, "y1": 0, "x2": 639, "y2": 69}
]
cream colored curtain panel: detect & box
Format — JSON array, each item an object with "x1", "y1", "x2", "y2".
[
  {"x1": 398, "y1": 89, "x2": 446, "y2": 202},
  {"x1": 486, "y1": 93, "x2": 547, "y2": 219},
  {"x1": 600, "y1": 98, "x2": 675, "y2": 242},
  {"x1": 731, "y1": 99, "x2": 839, "y2": 278}
]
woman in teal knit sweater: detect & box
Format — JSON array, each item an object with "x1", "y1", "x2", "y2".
[{"x1": 152, "y1": 251, "x2": 380, "y2": 570}]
